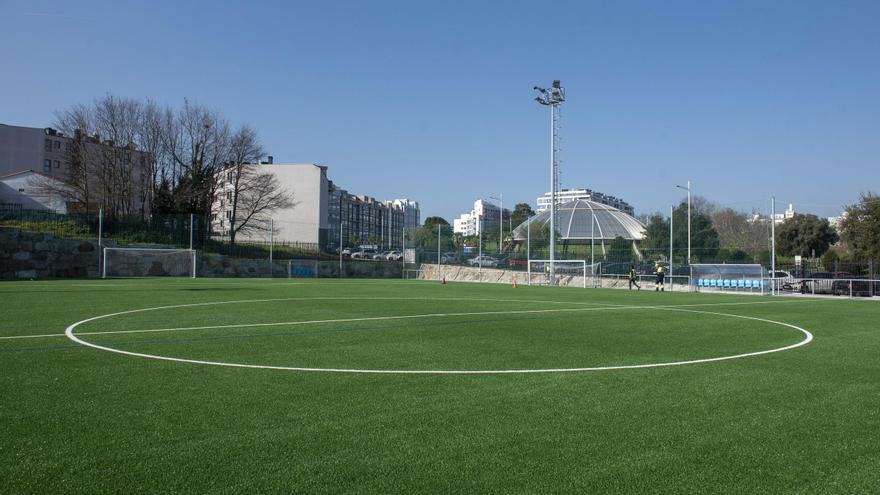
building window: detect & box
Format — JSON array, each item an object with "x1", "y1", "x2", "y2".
[
  {"x1": 45, "y1": 139, "x2": 52, "y2": 152},
  {"x1": 124, "y1": 151, "x2": 131, "y2": 163},
  {"x1": 43, "y1": 159, "x2": 52, "y2": 172},
  {"x1": 54, "y1": 141, "x2": 61, "y2": 149},
  {"x1": 54, "y1": 160, "x2": 60, "y2": 168}
]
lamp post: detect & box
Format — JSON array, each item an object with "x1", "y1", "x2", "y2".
[
  {"x1": 675, "y1": 180, "x2": 691, "y2": 265},
  {"x1": 534, "y1": 80, "x2": 565, "y2": 285}
]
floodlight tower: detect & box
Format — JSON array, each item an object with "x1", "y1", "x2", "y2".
[{"x1": 534, "y1": 80, "x2": 565, "y2": 284}]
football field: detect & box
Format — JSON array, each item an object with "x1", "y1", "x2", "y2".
[{"x1": 1, "y1": 279, "x2": 878, "y2": 493}]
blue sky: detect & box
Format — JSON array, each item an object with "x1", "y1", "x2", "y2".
[{"x1": 1, "y1": 0, "x2": 877, "y2": 220}]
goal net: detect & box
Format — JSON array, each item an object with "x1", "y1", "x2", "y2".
[
  {"x1": 102, "y1": 248, "x2": 196, "y2": 279},
  {"x1": 288, "y1": 259, "x2": 319, "y2": 278},
  {"x1": 690, "y1": 263, "x2": 767, "y2": 293},
  {"x1": 527, "y1": 260, "x2": 599, "y2": 288}
]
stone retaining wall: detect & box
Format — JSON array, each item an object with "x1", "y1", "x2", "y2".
[
  {"x1": 0, "y1": 228, "x2": 102, "y2": 279},
  {"x1": 413, "y1": 263, "x2": 669, "y2": 290}
]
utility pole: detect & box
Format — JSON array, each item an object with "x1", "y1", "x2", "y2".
[
  {"x1": 676, "y1": 181, "x2": 692, "y2": 265},
  {"x1": 670, "y1": 205, "x2": 674, "y2": 292},
  {"x1": 437, "y1": 223, "x2": 441, "y2": 281},
  {"x1": 771, "y1": 196, "x2": 776, "y2": 296}
]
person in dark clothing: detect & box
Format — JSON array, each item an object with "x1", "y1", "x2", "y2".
[{"x1": 629, "y1": 266, "x2": 641, "y2": 290}]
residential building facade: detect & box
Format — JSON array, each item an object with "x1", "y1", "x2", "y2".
[
  {"x1": 385, "y1": 198, "x2": 420, "y2": 230},
  {"x1": 0, "y1": 123, "x2": 152, "y2": 215},
  {"x1": 328, "y1": 184, "x2": 404, "y2": 251},
  {"x1": 453, "y1": 199, "x2": 511, "y2": 236},
  {"x1": 213, "y1": 162, "x2": 411, "y2": 252},
  {"x1": 536, "y1": 188, "x2": 634, "y2": 216}
]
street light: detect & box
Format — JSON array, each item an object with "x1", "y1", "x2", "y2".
[
  {"x1": 489, "y1": 194, "x2": 503, "y2": 254},
  {"x1": 675, "y1": 180, "x2": 691, "y2": 265},
  {"x1": 534, "y1": 80, "x2": 565, "y2": 284}
]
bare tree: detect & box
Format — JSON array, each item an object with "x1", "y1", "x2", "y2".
[
  {"x1": 220, "y1": 126, "x2": 294, "y2": 245},
  {"x1": 712, "y1": 207, "x2": 769, "y2": 257},
  {"x1": 161, "y1": 99, "x2": 231, "y2": 216},
  {"x1": 48, "y1": 104, "x2": 95, "y2": 214}
]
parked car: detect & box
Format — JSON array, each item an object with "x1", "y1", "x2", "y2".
[
  {"x1": 440, "y1": 252, "x2": 460, "y2": 264},
  {"x1": 831, "y1": 278, "x2": 876, "y2": 297},
  {"x1": 800, "y1": 272, "x2": 846, "y2": 294},
  {"x1": 373, "y1": 250, "x2": 392, "y2": 260},
  {"x1": 468, "y1": 255, "x2": 499, "y2": 268},
  {"x1": 341, "y1": 248, "x2": 352, "y2": 258},
  {"x1": 385, "y1": 250, "x2": 402, "y2": 261},
  {"x1": 351, "y1": 249, "x2": 377, "y2": 259}
]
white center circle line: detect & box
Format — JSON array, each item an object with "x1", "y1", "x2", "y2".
[{"x1": 64, "y1": 297, "x2": 814, "y2": 374}]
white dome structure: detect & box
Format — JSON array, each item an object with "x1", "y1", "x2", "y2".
[{"x1": 513, "y1": 199, "x2": 645, "y2": 241}]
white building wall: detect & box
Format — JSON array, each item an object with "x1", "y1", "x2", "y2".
[
  {"x1": 0, "y1": 171, "x2": 68, "y2": 212},
  {"x1": 387, "y1": 198, "x2": 420, "y2": 229},
  {"x1": 214, "y1": 163, "x2": 329, "y2": 246}
]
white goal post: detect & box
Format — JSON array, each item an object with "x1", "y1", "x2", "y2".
[
  {"x1": 102, "y1": 247, "x2": 197, "y2": 279},
  {"x1": 526, "y1": 260, "x2": 599, "y2": 288}
]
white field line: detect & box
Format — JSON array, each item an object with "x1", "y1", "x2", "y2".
[
  {"x1": 58, "y1": 297, "x2": 816, "y2": 374},
  {"x1": 3, "y1": 297, "x2": 815, "y2": 341}
]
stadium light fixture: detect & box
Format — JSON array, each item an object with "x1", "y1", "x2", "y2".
[
  {"x1": 533, "y1": 80, "x2": 565, "y2": 283},
  {"x1": 675, "y1": 180, "x2": 691, "y2": 265}
]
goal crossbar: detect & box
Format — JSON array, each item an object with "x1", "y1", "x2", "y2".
[
  {"x1": 527, "y1": 259, "x2": 598, "y2": 288},
  {"x1": 102, "y1": 247, "x2": 197, "y2": 279}
]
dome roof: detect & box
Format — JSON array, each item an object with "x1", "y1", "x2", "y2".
[{"x1": 513, "y1": 199, "x2": 646, "y2": 241}]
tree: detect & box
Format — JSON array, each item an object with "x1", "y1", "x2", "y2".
[
  {"x1": 641, "y1": 214, "x2": 669, "y2": 257},
  {"x1": 672, "y1": 198, "x2": 719, "y2": 262},
  {"x1": 510, "y1": 203, "x2": 535, "y2": 228},
  {"x1": 641, "y1": 199, "x2": 720, "y2": 263},
  {"x1": 423, "y1": 216, "x2": 449, "y2": 228},
  {"x1": 776, "y1": 213, "x2": 839, "y2": 258},
  {"x1": 51, "y1": 96, "x2": 145, "y2": 217},
  {"x1": 162, "y1": 99, "x2": 231, "y2": 216},
  {"x1": 838, "y1": 193, "x2": 880, "y2": 261},
  {"x1": 607, "y1": 236, "x2": 635, "y2": 263},
  {"x1": 219, "y1": 126, "x2": 294, "y2": 246},
  {"x1": 712, "y1": 208, "x2": 768, "y2": 259}
]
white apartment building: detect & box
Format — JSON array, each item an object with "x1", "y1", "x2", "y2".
[
  {"x1": 213, "y1": 163, "x2": 330, "y2": 248},
  {"x1": 386, "y1": 198, "x2": 420, "y2": 229},
  {"x1": 453, "y1": 199, "x2": 510, "y2": 236},
  {"x1": 536, "y1": 188, "x2": 634, "y2": 216},
  {"x1": 773, "y1": 203, "x2": 796, "y2": 224}
]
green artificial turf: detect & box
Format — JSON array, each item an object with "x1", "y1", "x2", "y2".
[{"x1": 1, "y1": 278, "x2": 878, "y2": 493}]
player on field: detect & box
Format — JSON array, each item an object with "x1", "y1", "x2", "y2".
[
  {"x1": 628, "y1": 265, "x2": 641, "y2": 290},
  {"x1": 655, "y1": 264, "x2": 665, "y2": 292}
]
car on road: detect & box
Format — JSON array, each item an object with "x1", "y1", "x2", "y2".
[{"x1": 385, "y1": 250, "x2": 402, "y2": 261}]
